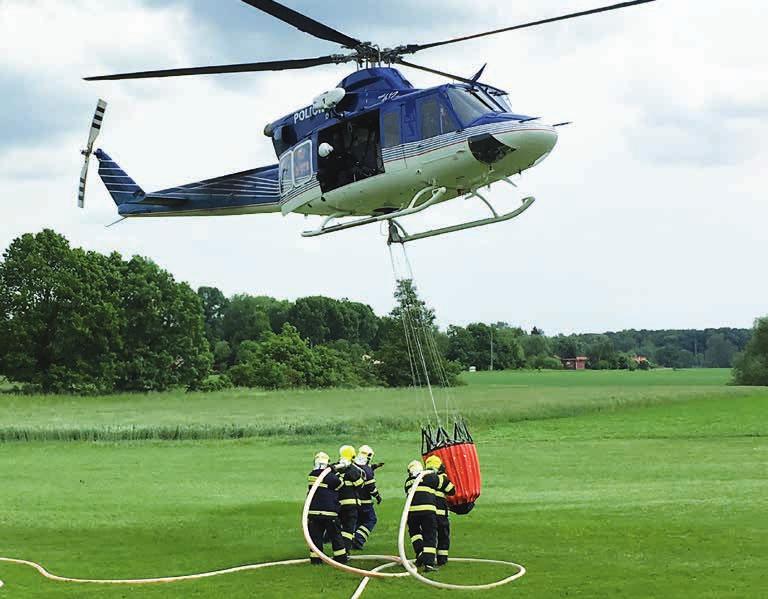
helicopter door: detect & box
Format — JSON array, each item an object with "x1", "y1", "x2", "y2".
[
  {"x1": 317, "y1": 110, "x2": 384, "y2": 194},
  {"x1": 381, "y1": 105, "x2": 406, "y2": 173}
]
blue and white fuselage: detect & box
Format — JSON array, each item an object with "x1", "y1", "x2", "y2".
[{"x1": 96, "y1": 67, "x2": 557, "y2": 232}]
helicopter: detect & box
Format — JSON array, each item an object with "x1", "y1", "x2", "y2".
[{"x1": 79, "y1": 0, "x2": 656, "y2": 243}]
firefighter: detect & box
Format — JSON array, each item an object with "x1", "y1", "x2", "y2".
[
  {"x1": 353, "y1": 445, "x2": 382, "y2": 550},
  {"x1": 425, "y1": 455, "x2": 456, "y2": 566},
  {"x1": 306, "y1": 451, "x2": 348, "y2": 565},
  {"x1": 404, "y1": 459, "x2": 441, "y2": 573},
  {"x1": 336, "y1": 444, "x2": 364, "y2": 550}
]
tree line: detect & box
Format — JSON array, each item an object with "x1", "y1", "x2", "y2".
[{"x1": 1, "y1": 231, "x2": 765, "y2": 393}]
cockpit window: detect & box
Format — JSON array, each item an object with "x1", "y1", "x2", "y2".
[
  {"x1": 447, "y1": 87, "x2": 497, "y2": 125},
  {"x1": 419, "y1": 96, "x2": 458, "y2": 139},
  {"x1": 490, "y1": 91, "x2": 513, "y2": 112},
  {"x1": 476, "y1": 88, "x2": 506, "y2": 112}
]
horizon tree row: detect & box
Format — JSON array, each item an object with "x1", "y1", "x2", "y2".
[{"x1": 1, "y1": 231, "x2": 763, "y2": 393}]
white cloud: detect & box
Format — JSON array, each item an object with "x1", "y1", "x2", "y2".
[{"x1": 1, "y1": 0, "x2": 766, "y2": 334}]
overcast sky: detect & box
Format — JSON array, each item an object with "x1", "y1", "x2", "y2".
[{"x1": 1, "y1": 0, "x2": 766, "y2": 333}]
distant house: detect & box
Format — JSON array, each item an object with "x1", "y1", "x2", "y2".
[
  {"x1": 561, "y1": 356, "x2": 588, "y2": 370},
  {"x1": 632, "y1": 355, "x2": 649, "y2": 365}
]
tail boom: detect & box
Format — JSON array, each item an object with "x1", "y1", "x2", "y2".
[{"x1": 94, "y1": 151, "x2": 281, "y2": 217}]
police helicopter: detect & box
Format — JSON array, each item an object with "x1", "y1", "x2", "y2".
[{"x1": 79, "y1": 0, "x2": 656, "y2": 243}]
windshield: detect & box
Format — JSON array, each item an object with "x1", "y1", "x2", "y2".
[
  {"x1": 475, "y1": 87, "x2": 506, "y2": 112},
  {"x1": 447, "y1": 87, "x2": 497, "y2": 125}
]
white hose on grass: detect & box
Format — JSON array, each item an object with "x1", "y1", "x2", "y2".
[
  {"x1": 396, "y1": 470, "x2": 527, "y2": 591},
  {"x1": 301, "y1": 468, "x2": 409, "y2": 579},
  {"x1": 0, "y1": 467, "x2": 526, "y2": 595}
]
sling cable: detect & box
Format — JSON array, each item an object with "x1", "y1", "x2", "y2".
[{"x1": 387, "y1": 232, "x2": 481, "y2": 515}]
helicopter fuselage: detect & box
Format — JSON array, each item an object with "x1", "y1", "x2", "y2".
[{"x1": 106, "y1": 67, "x2": 557, "y2": 221}]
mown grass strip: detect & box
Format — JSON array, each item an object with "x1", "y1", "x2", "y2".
[{"x1": 1, "y1": 388, "x2": 754, "y2": 443}]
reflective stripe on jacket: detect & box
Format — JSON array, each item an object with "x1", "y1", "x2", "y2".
[{"x1": 307, "y1": 468, "x2": 343, "y2": 517}]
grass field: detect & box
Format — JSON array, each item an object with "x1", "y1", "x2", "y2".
[
  {"x1": 1, "y1": 370, "x2": 766, "y2": 598},
  {"x1": 0, "y1": 368, "x2": 749, "y2": 441}
]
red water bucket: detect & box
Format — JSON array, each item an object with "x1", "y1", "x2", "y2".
[{"x1": 422, "y1": 422, "x2": 481, "y2": 514}]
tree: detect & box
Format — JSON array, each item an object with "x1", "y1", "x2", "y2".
[
  {"x1": 376, "y1": 280, "x2": 459, "y2": 387},
  {"x1": 446, "y1": 325, "x2": 476, "y2": 369},
  {"x1": 704, "y1": 333, "x2": 737, "y2": 368},
  {"x1": 212, "y1": 340, "x2": 232, "y2": 371},
  {"x1": 247, "y1": 295, "x2": 292, "y2": 334},
  {"x1": 221, "y1": 295, "x2": 272, "y2": 347},
  {"x1": 197, "y1": 286, "x2": 228, "y2": 345},
  {"x1": 520, "y1": 333, "x2": 551, "y2": 366},
  {"x1": 551, "y1": 335, "x2": 584, "y2": 359},
  {"x1": 655, "y1": 345, "x2": 681, "y2": 368},
  {"x1": 0, "y1": 231, "x2": 211, "y2": 392},
  {"x1": 115, "y1": 256, "x2": 212, "y2": 391},
  {"x1": 586, "y1": 336, "x2": 616, "y2": 369},
  {"x1": 287, "y1": 296, "x2": 333, "y2": 346},
  {"x1": 0, "y1": 230, "x2": 123, "y2": 392},
  {"x1": 733, "y1": 317, "x2": 768, "y2": 385},
  {"x1": 287, "y1": 296, "x2": 379, "y2": 347}
]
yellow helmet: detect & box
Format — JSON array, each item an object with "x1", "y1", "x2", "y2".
[
  {"x1": 314, "y1": 451, "x2": 330, "y2": 468},
  {"x1": 407, "y1": 460, "x2": 424, "y2": 476},
  {"x1": 339, "y1": 445, "x2": 357, "y2": 462},
  {"x1": 425, "y1": 455, "x2": 442, "y2": 471}
]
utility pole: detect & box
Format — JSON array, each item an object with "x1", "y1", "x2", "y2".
[{"x1": 490, "y1": 325, "x2": 494, "y2": 371}]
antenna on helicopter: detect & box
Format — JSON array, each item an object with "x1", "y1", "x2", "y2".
[{"x1": 78, "y1": 99, "x2": 107, "y2": 209}]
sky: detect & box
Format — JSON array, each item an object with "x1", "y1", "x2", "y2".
[{"x1": 1, "y1": 0, "x2": 766, "y2": 333}]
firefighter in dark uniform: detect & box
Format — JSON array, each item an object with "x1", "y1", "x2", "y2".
[
  {"x1": 353, "y1": 445, "x2": 382, "y2": 550},
  {"x1": 336, "y1": 445, "x2": 364, "y2": 551},
  {"x1": 306, "y1": 451, "x2": 348, "y2": 565},
  {"x1": 426, "y1": 455, "x2": 456, "y2": 566},
  {"x1": 404, "y1": 459, "x2": 441, "y2": 573}
]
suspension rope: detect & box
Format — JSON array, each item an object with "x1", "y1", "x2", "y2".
[
  {"x1": 401, "y1": 246, "x2": 462, "y2": 419},
  {"x1": 390, "y1": 243, "x2": 463, "y2": 428},
  {"x1": 389, "y1": 245, "x2": 441, "y2": 426}
]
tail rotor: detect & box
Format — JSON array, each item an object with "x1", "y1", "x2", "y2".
[{"x1": 78, "y1": 99, "x2": 107, "y2": 209}]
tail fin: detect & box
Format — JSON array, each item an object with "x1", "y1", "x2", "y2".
[{"x1": 94, "y1": 149, "x2": 145, "y2": 205}]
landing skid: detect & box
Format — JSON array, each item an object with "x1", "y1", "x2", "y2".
[
  {"x1": 388, "y1": 194, "x2": 535, "y2": 244},
  {"x1": 300, "y1": 185, "x2": 535, "y2": 243},
  {"x1": 301, "y1": 186, "x2": 447, "y2": 238}
]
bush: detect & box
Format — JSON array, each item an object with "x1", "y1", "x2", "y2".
[
  {"x1": 528, "y1": 355, "x2": 562, "y2": 370},
  {"x1": 196, "y1": 374, "x2": 233, "y2": 392},
  {"x1": 226, "y1": 324, "x2": 372, "y2": 390},
  {"x1": 732, "y1": 317, "x2": 768, "y2": 385}
]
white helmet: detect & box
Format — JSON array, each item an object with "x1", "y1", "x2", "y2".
[
  {"x1": 356, "y1": 444, "x2": 374, "y2": 466},
  {"x1": 407, "y1": 460, "x2": 424, "y2": 476},
  {"x1": 314, "y1": 451, "x2": 330, "y2": 470}
]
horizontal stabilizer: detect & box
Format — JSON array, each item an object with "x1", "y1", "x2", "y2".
[{"x1": 139, "y1": 166, "x2": 280, "y2": 206}]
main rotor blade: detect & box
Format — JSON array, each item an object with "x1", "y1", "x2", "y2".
[
  {"x1": 241, "y1": 0, "x2": 361, "y2": 48},
  {"x1": 84, "y1": 55, "x2": 346, "y2": 81},
  {"x1": 395, "y1": 59, "x2": 477, "y2": 86},
  {"x1": 404, "y1": 0, "x2": 657, "y2": 53}
]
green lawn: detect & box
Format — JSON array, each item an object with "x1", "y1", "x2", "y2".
[
  {"x1": 0, "y1": 370, "x2": 766, "y2": 597},
  {"x1": 0, "y1": 369, "x2": 751, "y2": 441}
]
